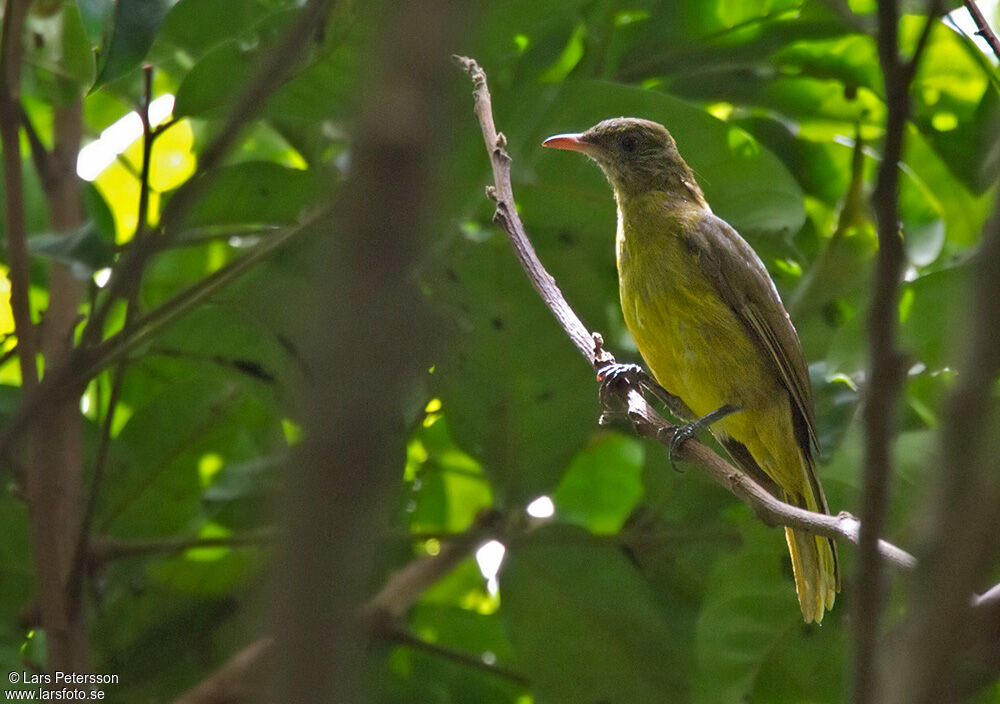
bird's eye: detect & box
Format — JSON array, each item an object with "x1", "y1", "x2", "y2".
[{"x1": 620, "y1": 134, "x2": 637, "y2": 153}]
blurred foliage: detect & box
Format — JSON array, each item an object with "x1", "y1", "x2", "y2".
[{"x1": 1, "y1": 0, "x2": 999, "y2": 702}]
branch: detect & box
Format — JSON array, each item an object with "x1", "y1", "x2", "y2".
[
  {"x1": 135, "y1": 65, "x2": 155, "y2": 240},
  {"x1": 964, "y1": 0, "x2": 1000, "y2": 62},
  {"x1": 451, "y1": 56, "x2": 609, "y2": 368},
  {"x1": 903, "y1": 2, "x2": 944, "y2": 85},
  {"x1": 453, "y1": 56, "x2": 917, "y2": 571},
  {"x1": 19, "y1": 104, "x2": 53, "y2": 193},
  {"x1": 852, "y1": 0, "x2": 931, "y2": 697},
  {"x1": 382, "y1": 626, "x2": 529, "y2": 687},
  {"x1": 67, "y1": 69, "x2": 159, "y2": 611},
  {"x1": 170, "y1": 638, "x2": 272, "y2": 704},
  {"x1": 0, "y1": 0, "x2": 39, "y2": 394},
  {"x1": 363, "y1": 511, "x2": 502, "y2": 627},
  {"x1": 89, "y1": 530, "x2": 275, "y2": 564}
]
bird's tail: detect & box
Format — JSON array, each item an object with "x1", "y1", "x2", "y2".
[{"x1": 784, "y1": 483, "x2": 840, "y2": 623}]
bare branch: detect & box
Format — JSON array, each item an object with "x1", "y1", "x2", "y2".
[
  {"x1": 0, "y1": 0, "x2": 40, "y2": 394},
  {"x1": 89, "y1": 530, "x2": 275, "y2": 564},
  {"x1": 453, "y1": 55, "x2": 917, "y2": 571},
  {"x1": 451, "y1": 56, "x2": 610, "y2": 369},
  {"x1": 852, "y1": 0, "x2": 934, "y2": 697},
  {"x1": 19, "y1": 104, "x2": 53, "y2": 192},
  {"x1": 363, "y1": 511, "x2": 502, "y2": 626},
  {"x1": 903, "y1": 2, "x2": 944, "y2": 84},
  {"x1": 382, "y1": 626, "x2": 529, "y2": 687},
  {"x1": 170, "y1": 638, "x2": 272, "y2": 704},
  {"x1": 964, "y1": 0, "x2": 1000, "y2": 62}
]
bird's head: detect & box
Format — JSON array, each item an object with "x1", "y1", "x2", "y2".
[{"x1": 543, "y1": 117, "x2": 702, "y2": 203}]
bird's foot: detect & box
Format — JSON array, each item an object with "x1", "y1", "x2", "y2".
[
  {"x1": 664, "y1": 404, "x2": 740, "y2": 470},
  {"x1": 597, "y1": 362, "x2": 676, "y2": 403},
  {"x1": 597, "y1": 362, "x2": 659, "y2": 423}
]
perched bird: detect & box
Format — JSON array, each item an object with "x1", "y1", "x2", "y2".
[{"x1": 543, "y1": 118, "x2": 839, "y2": 623}]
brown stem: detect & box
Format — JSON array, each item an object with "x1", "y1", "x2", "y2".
[
  {"x1": 268, "y1": 4, "x2": 465, "y2": 701},
  {"x1": 851, "y1": 1, "x2": 941, "y2": 700},
  {"x1": 453, "y1": 57, "x2": 609, "y2": 368},
  {"x1": 170, "y1": 638, "x2": 273, "y2": 704},
  {"x1": 363, "y1": 511, "x2": 502, "y2": 627},
  {"x1": 31, "y1": 97, "x2": 90, "y2": 675},
  {"x1": 382, "y1": 627, "x2": 529, "y2": 687},
  {"x1": 964, "y1": 0, "x2": 1000, "y2": 62},
  {"x1": 135, "y1": 65, "x2": 154, "y2": 240},
  {"x1": 89, "y1": 530, "x2": 275, "y2": 564},
  {"x1": 0, "y1": 0, "x2": 39, "y2": 394},
  {"x1": 19, "y1": 104, "x2": 53, "y2": 192}
]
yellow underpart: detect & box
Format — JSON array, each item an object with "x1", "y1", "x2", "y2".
[{"x1": 616, "y1": 191, "x2": 837, "y2": 622}]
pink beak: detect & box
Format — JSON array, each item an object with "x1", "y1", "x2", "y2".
[{"x1": 542, "y1": 132, "x2": 598, "y2": 156}]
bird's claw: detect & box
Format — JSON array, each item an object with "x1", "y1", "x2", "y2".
[
  {"x1": 597, "y1": 362, "x2": 648, "y2": 388},
  {"x1": 665, "y1": 404, "x2": 740, "y2": 470},
  {"x1": 597, "y1": 362, "x2": 649, "y2": 418}
]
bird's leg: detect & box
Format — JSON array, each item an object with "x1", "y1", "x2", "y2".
[{"x1": 663, "y1": 404, "x2": 741, "y2": 466}]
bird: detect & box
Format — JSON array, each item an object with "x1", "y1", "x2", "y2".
[{"x1": 543, "y1": 117, "x2": 839, "y2": 623}]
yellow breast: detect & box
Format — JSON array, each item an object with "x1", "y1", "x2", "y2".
[{"x1": 615, "y1": 193, "x2": 772, "y2": 424}]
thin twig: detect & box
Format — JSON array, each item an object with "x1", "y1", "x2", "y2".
[
  {"x1": 964, "y1": 0, "x2": 1000, "y2": 62},
  {"x1": 453, "y1": 55, "x2": 917, "y2": 571},
  {"x1": 67, "y1": 67, "x2": 160, "y2": 609},
  {"x1": 383, "y1": 627, "x2": 530, "y2": 687},
  {"x1": 363, "y1": 510, "x2": 502, "y2": 626},
  {"x1": 451, "y1": 56, "x2": 609, "y2": 368},
  {"x1": 89, "y1": 530, "x2": 275, "y2": 564},
  {"x1": 852, "y1": 0, "x2": 933, "y2": 704},
  {"x1": 135, "y1": 65, "x2": 155, "y2": 241},
  {"x1": 19, "y1": 104, "x2": 53, "y2": 192},
  {"x1": 854, "y1": 0, "x2": 930, "y2": 698},
  {"x1": 903, "y1": 2, "x2": 944, "y2": 84},
  {"x1": 64, "y1": 366, "x2": 125, "y2": 608}
]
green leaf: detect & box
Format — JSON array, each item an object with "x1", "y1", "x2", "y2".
[
  {"x1": 429, "y1": 234, "x2": 597, "y2": 505},
  {"x1": 98, "y1": 376, "x2": 270, "y2": 538},
  {"x1": 900, "y1": 265, "x2": 972, "y2": 369},
  {"x1": 502, "y1": 524, "x2": 690, "y2": 703},
  {"x1": 94, "y1": 0, "x2": 179, "y2": 88},
  {"x1": 78, "y1": 0, "x2": 114, "y2": 47},
  {"x1": 553, "y1": 432, "x2": 645, "y2": 533},
  {"x1": 27, "y1": 221, "x2": 114, "y2": 278},
  {"x1": 164, "y1": 162, "x2": 325, "y2": 230},
  {"x1": 693, "y1": 521, "x2": 800, "y2": 704},
  {"x1": 159, "y1": 0, "x2": 270, "y2": 56},
  {"x1": 173, "y1": 14, "x2": 356, "y2": 122},
  {"x1": 61, "y1": 3, "x2": 97, "y2": 88}
]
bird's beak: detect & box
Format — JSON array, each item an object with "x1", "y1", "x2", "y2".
[{"x1": 542, "y1": 132, "x2": 598, "y2": 157}]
